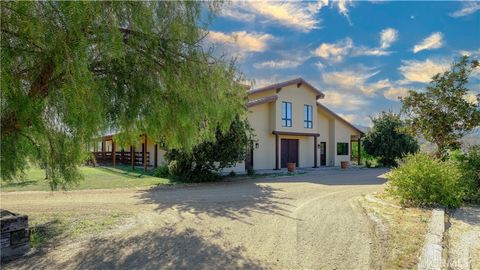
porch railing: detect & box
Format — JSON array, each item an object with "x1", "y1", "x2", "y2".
[{"x1": 92, "y1": 151, "x2": 150, "y2": 166}]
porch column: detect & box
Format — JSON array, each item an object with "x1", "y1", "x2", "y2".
[
  {"x1": 101, "y1": 139, "x2": 105, "y2": 163},
  {"x1": 357, "y1": 137, "x2": 361, "y2": 165},
  {"x1": 154, "y1": 143, "x2": 158, "y2": 168},
  {"x1": 131, "y1": 145, "x2": 135, "y2": 170},
  {"x1": 112, "y1": 140, "x2": 116, "y2": 167},
  {"x1": 143, "y1": 134, "x2": 147, "y2": 172},
  {"x1": 275, "y1": 134, "x2": 279, "y2": 170},
  {"x1": 313, "y1": 135, "x2": 318, "y2": 168}
]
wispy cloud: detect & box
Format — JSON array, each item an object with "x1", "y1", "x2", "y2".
[
  {"x1": 220, "y1": 0, "x2": 353, "y2": 32},
  {"x1": 322, "y1": 68, "x2": 379, "y2": 90},
  {"x1": 449, "y1": 1, "x2": 480, "y2": 17},
  {"x1": 313, "y1": 28, "x2": 397, "y2": 63},
  {"x1": 463, "y1": 92, "x2": 479, "y2": 105},
  {"x1": 383, "y1": 87, "x2": 409, "y2": 101},
  {"x1": 380, "y1": 28, "x2": 399, "y2": 49},
  {"x1": 321, "y1": 91, "x2": 370, "y2": 111},
  {"x1": 413, "y1": 32, "x2": 444, "y2": 53},
  {"x1": 207, "y1": 31, "x2": 273, "y2": 60},
  {"x1": 337, "y1": 112, "x2": 371, "y2": 126},
  {"x1": 398, "y1": 58, "x2": 449, "y2": 83},
  {"x1": 314, "y1": 38, "x2": 353, "y2": 63},
  {"x1": 253, "y1": 60, "x2": 302, "y2": 69}
]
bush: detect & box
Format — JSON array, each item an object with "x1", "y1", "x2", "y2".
[
  {"x1": 387, "y1": 153, "x2": 464, "y2": 208},
  {"x1": 450, "y1": 146, "x2": 480, "y2": 204},
  {"x1": 152, "y1": 165, "x2": 169, "y2": 178},
  {"x1": 247, "y1": 167, "x2": 255, "y2": 176},
  {"x1": 228, "y1": 171, "x2": 236, "y2": 177}
]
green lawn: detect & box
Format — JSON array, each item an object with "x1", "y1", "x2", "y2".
[{"x1": 1, "y1": 166, "x2": 170, "y2": 192}]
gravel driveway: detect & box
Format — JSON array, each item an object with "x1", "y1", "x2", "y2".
[{"x1": 2, "y1": 168, "x2": 388, "y2": 269}]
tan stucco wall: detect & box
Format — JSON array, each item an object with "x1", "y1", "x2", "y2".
[
  {"x1": 274, "y1": 84, "x2": 318, "y2": 133},
  {"x1": 249, "y1": 102, "x2": 276, "y2": 170}
]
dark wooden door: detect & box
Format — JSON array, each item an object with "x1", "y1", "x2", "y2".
[
  {"x1": 320, "y1": 142, "x2": 326, "y2": 166},
  {"x1": 245, "y1": 141, "x2": 254, "y2": 171},
  {"x1": 281, "y1": 139, "x2": 299, "y2": 168}
]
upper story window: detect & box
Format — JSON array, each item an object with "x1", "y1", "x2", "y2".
[
  {"x1": 281, "y1": 101, "x2": 292, "y2": 127},
  {"x1": 304, "y1": 105, "x2": 313, "y2": 129}
]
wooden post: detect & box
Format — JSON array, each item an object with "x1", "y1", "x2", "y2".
[
  {"x1": 154, "y1": 144, "x2": 158, "y2": 168},
  {"x1": 101, "y1": 139, "x2": 105, "y2": 163},
  {"x1": 313, "y1": 135, "x2": 318, "y2": 168},
  {"x1": 121, "y1": 149, "x2": 124, "y2": 164},
  {"x1": 357, "y1": 137, "x2": 361, "y2": 165},
  {"x1": 131, "y1": 145, "x2": 135, "y2": 170},
  {"x1": 143, "y1": 134, "x2": 147, "y2": 172},
  {"x1": 275, "y1": 134, "x2": 279, "y2": 170},
  {"x1": 112, "y1": 140, "x2": 116, "y2": 167}
]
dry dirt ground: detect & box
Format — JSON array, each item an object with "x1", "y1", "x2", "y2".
[
  {"x1": 446, "y1": 207, "x2": 480, "y2": 270},
  {"x1": 1, "y1": 168, "x2": 388, "y2": 270}
]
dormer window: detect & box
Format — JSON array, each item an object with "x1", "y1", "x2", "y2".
[
  {"x1": 304, "y1": 105, "x2": 313, "y2": 129},
  {"x1": 281, "y1": 101, "x2": 292, "y2": 127}
]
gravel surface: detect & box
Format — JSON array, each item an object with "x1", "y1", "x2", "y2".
[{"x1": 2, "y1": 168, "x2": 388, "y2": 269}]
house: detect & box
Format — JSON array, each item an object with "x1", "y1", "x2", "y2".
[
  {"x1": 91, "y1": 78, "x2": 363, "y2": 172},
  {"x1": 241, "y1": 78, "x2": 364, "y2": 171}
]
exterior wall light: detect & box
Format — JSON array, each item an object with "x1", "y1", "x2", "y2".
[{"x1": 255, "y1": 142, "x2": 259, "y2": 149}]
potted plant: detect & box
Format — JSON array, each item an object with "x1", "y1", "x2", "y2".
[
  {"x1": 340, "y1": 161, "x2": 349, "y2": 169},
  {"x1": 287, "y1": 162, "x2": 296, "y2": 172}
]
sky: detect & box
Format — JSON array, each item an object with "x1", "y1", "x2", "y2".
[{"x1": 205, "y1": 0, "x2": 480, "y2": 127}]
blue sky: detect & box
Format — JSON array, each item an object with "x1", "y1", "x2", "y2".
[{"x1": 206, "y1": 1, "x2": 480, "y2": 126}]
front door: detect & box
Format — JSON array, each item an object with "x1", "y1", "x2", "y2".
[
  {"x1": 281, "y1": 139, "x2": 299, "y2": 168},
  {"x1": 320, "y1": 142, "x2": 326, "y2": 166}
]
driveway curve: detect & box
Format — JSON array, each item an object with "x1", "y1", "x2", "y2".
[{"x1": 2, "y1": 168, "x2": 387, "y2": 269}]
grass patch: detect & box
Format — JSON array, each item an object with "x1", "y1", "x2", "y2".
[
  {"x1": 1, "y1": 166, "x2": 170, "y2": 192},
  {"x1": 360, "y1": 192, "x2": 431, "y2": 269}
]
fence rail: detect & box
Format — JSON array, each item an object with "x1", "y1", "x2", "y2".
[{"x1": 92, "y1": 151, "x2": 150, "y2": 166}]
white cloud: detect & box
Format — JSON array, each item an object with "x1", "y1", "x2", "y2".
[
  {"x1": 313, "y1": 38, "x2": 353, "y2": 63},
  {"x1": 220, "y1": 0, "x2": 353, "y2": 32},
  {"x1": 383, "y1": 87, "x2": 410, "y2": 101},
  {"x1": 449, "y1": 2, "x2": 480, "y2": 17},
  {"x1": 321, "y1": 91, "x2": 369, "y2": 111},
  {"x1": 315, "y1": 62, "x2": 326, "y2": 70},
  {"x1": 360, "y1": 79, "x2": 392, "y2": 95},
  {"x1": 207, "y1": 31, "x2": 273, "y2": 60},
  {"x1": 253, "y1": 60, "x2": 301, "y2": 69},
  {"x1": 398, "y1": 59, "x2": 449, "y2": 83},
  {"x1": 413, "y1": 32, "x2": 444, "y2": 53},
  {"x1": 313, "y1": 28, "x2": 396, "y2": 63},
  {"x1": 321, "y1": 68, "x2": 379, "y2": 89},
  {"x1": 380, "y1": 28, "x2": 399, "y2": 49}
]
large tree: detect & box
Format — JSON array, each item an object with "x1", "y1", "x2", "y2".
[
  {"x1": 1, "y1": 2, "x2": 246, "y2": 188},
  {"x1": 401, "y1": 56, "x2": 480, "y2": 157},
  {"x1": 363, "y1": 112, "x2": 419, "y2": 167}
]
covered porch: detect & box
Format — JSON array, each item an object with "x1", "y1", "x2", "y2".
[{"x1": 89, "y1": 134, "x2": 162, "y2": 172}]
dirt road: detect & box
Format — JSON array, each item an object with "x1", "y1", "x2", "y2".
[{"x1": 2, "y1": 168, "x2": 387, "y2": 269}]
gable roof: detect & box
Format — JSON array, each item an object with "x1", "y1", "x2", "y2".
[
  {"x1": 248, "y1": 78, "x2": 325, "y2": 99},
  {"x1": 316, "y1": 101, "x2": 365, "y2": 135},
  {"x1": 247, "y1": 95, "x2": 278, "y2": 108}
]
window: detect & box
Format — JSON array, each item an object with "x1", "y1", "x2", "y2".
[
  {"x1": 304, "y1": 105, "x2": 313, "y2": 129},
  {"x1": 337, "y1": 142, "x2": 349, "y2": 155},
  {"x1": 281, "y1": 101, "x2": 292, "y2": 127}
]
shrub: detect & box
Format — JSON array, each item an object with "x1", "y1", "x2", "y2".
[
  {"x1": 247, "y1": 167, "x2": 255, "y2": 176},
  {"x1": 152, "y1": 165, "x2": 169, "y2": 178},
  {"x1": 387, "y1": 153, "x2": 464, "y2": 208},
  {"x1": 228, "y1": 171, "x2": 236, "y2": 177},
  {"x1": 450, "y1": 146, "x2": 480, "y2": 204}
]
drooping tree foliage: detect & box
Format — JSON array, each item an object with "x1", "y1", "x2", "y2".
[
  {"x1": 1, "y1": 2, "x2": 247, "y2": 189},
  {"x1": 165, "y1": 116, "x2": 252, "y2": 182},
  {"x1": 401, "y1": 56, "x2": 480, "y2": 157},
  {"x1": 363, "y1": 112, "x2": 419, "y2": 167}
]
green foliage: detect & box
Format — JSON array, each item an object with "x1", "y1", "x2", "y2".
[
  {"x1": 1, "y1": 2, "x2": 246, "y2": 189},
  {"x1": 351, "y1": 141, "x2": 380, "y2": 167},
  {"x1": 152, "y1": 165, "x2": 169, "y2": 178},
  {"x1": 166, "y1": 116, "x2": 251, "y2": 182},
  {"x1": 387, "y1": 153, "x2": 464, "y2": 208},
  {"x1": 401, "y1": 56, "x2": 480, "y2": 157},
  {"x1": 363, "y1": 112, "x2": 419, "y2": 167},
  {"x1": 247, "y1": 167, "x2": 255, "y2": 176},
  {"x1": 450, "y1": 146, "x2": 480, "y2": 204}
]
